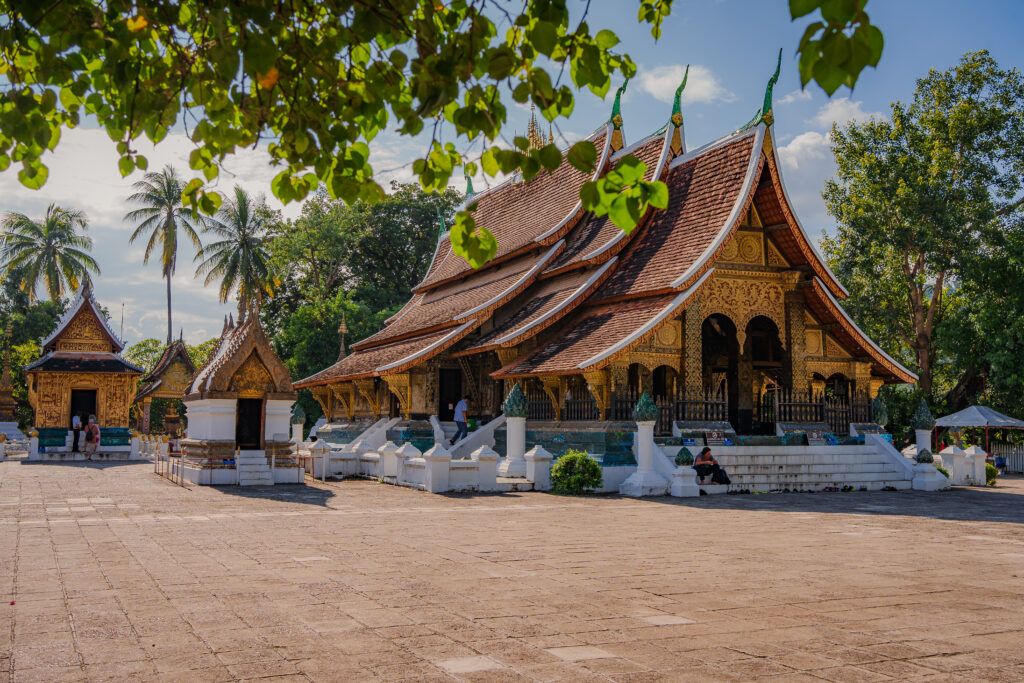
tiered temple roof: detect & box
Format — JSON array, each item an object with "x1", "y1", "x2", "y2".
[{"x1": 296, "y1": 68, "x2": 916, "y2": 394}]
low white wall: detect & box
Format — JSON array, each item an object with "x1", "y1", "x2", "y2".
[
  {"x1": 264, "y1": 400, "x2": 294, "y2": 441},
  {"x1": 184, "y1": 399, "x2": 236, "y2": 441}
]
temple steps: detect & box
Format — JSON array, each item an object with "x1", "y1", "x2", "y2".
[
  {"x1": 496, "y1": 477, "x2": 534, "y2": 492},
  {"x1": 690, "y1": 445, "x2": 913, "y2": 494},
  {"x1": 236, "y1": 450, "x2": 274, "y2": 486}
]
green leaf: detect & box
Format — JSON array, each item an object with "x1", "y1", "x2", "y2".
[
  {"x1": 608, "y1": 193, "x2": 642, "y2": 233},
  {"x1": 647, "y1": 180, "x2": 669, "y2": 210},
  {"x1": 538, "y1": 143, "x2": 561, "y2": 171},
  {"x1": 567, "y1": 141, "x2": 597, "y2": 173},
  {"x1": 789, "y1": 0, "x2": 821, "y2": 18},
  {"x1": 17, "y1": 162, "x2": 48, "y2": 189},
  {"x1": 118, "y1": 155, "x2": 134, "y2": 177},
  {"x1": 594, "y1": 29, "x2": 619, "y2": 50}
]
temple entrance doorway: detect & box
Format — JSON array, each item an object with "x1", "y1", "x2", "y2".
[
  {"x1": 235, "y1": 398, "x2": 263, "y2": 450},
  {"x1": 438, "y1": 368, "x2": 462, "y2": 421},
  {"x1": 748, "y1": 316, "x2": 786, "y2": 434},
  {"x1": 69, "y1": 389, "x2": 97, "y2": 428},
  {"x1": 702, "y1": 314, "x2": 739, "y2": 429}
]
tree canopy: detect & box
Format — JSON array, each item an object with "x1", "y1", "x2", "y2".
[
  {"x1": 823, "y1": 50, "x2": 1024, "y2": 414},
  {"x1": 1, "y1": 0, "x2": 883, "y2": 269}
]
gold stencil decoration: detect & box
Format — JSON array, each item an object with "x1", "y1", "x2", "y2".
[
  {"x1": 805, "y1": 329, "x2": 823, "y2": 355},
  {"x1": 229, "y1": 352, "x2": 275, "y2": 398},
  {"x1": 719, "y1": 233, "x2": 764, "y2": 265},
  {"x1": 55, "y1": 309, "x2": 113, "y2": 352},
  {"x1": 824, "y1": 334, "x2": 851, "y2": 358}
]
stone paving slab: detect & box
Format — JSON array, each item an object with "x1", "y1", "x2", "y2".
[{"x1": 1, "y1": 460, "x2": 1023, "y2": 681}]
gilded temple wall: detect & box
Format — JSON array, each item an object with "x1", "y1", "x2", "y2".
[{"x1": 29, "y1": 372, "x2": 137, "y2": 428}]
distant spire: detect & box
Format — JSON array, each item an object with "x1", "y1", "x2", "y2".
[
  {"x1": 179, "y1": 328, "x2": 184, "y2": 342},
  {"x1": 610, "y1": 78, "x2": 629, "y2": 151},
  {"x1": 337, "y1": 312, "x2": 348, "y2": 362},
  {"x1": 227, "y1": 312, "x2": 234, "y2": 331},
  {"x1": 526, "y1": 103, "x2": 544, "y2": 150},
  {"x1": 548, "y1": 124, "x2": 554, "y2": 146},
  {"x1": 670, "y1": 65, "x2": 689, "y2": 155}
]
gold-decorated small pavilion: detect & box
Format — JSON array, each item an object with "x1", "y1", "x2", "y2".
[
  {"x1": 25, "y1": 281, "x2": 142, "y2": 448},
  {"x1": 133, "y1": 337, "x2": 195, "y2": 435}
]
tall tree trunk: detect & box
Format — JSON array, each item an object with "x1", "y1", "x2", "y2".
[{"x1": 165, "y1": 272, "x2": 173, "y2": 345}]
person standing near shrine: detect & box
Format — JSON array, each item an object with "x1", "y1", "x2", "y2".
[
  {"x1": 450, "y1": 395, "x2": 469, "y2": 446},
  {"x1": 71, "y1": 414, "x2": 82, "y2": 453},
  {"x1": 83, "y1": 415, "x2": 101, "y2": 460}
]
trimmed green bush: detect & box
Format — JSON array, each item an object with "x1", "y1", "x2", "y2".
[
  {"x1": 986, "y1": 462, "x2": 998, "y2": 486},
  {"x1": 936, "y1": 465, "x2": 950, "y2": 478},
  {"x1": 915, "y1": 449, "x2": 934, "y2": 464},
  {"x1": 551, "y1": 449, "x2": 603, "y2": 495},
  {"x1": 674, "y1": 448, "x2": 694, "y2": 467}
]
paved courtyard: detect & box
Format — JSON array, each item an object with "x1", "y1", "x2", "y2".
[{"x1": 1, "y1": 461, "x2": 1022, "y2": 682}]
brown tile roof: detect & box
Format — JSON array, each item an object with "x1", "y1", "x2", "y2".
[
  {"x1": 493, "y1": 295, "x2": 680, "y2": 377},
  {"x1": 416, "y1": 126, "x2": 611, "y2": 291},
  {"x1": 453, "y1": 261, "x2": 614, "y2": 356},
  {"x1": 546, "y1": 129, "x2": 670, "y2": 274},
  {"x1": 294, "y1": 325, "x2": 470, "y2": 386},
  {"x1": 593, "y1": 129, "x2": 760, "y2": 302},
  {"x1": 804, "y1": 278, "x2": 918, "y2": 384},
  {"x1": 352, "y1": 245, "x2": 561, "y2": 351},
  {"x1": 188, "y1": 316, "x2": 293, "y2": 397},
  {"x1": 758, "y1": 138, "x2": 849, "y2": 298}
]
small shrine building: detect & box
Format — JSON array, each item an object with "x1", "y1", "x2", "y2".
[
  {"x1": 25, "y1": 281, "x2": 142, "y2": 452},
  {"x1": 294, "y1": 61, "x2": 916, "y2": 457},
  {"x1": 181, "y1": 314, "x2": 301, "y2": 485},
  {"x1": 133, "y1": 336, "x2": 195, "y2": 436}
]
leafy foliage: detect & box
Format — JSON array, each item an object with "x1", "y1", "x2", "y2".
[
  {"x1": 0, "y1": 204, "x2": 99, "y2": 301},
  {"x1": 581, "y1": 158, "x2": 668, "y2": 234},
  {"x1": 550, "y1": 448, "x2": 603, "y2": 495},
  {"x1": 912, "y1": 398, "x2": 935, "y2": 431},
  {"x1": 124, "y1": 165, "x2": 203, "y2": 344},
  {"x1": 790, "y1": 0, "x2": 883, "y2": 95},
  {"x1": 935, "y1": 464, "x2": 949, "y2": 479},
  {"x1": 822, "y1": 51, "x2": 1024, "y2": 400},
  {"x1": 914, "y1": 449, "x2": 933, "y2": 464},
  {"x1": 1, "y1": 1, "x2": 882, "y2": 270},
  {"x1": 195, "y1": 186, "x2": 277, "y2": 318},
  {"x1": 986, "y1": 462, "x2": 998, "y2": 486}
]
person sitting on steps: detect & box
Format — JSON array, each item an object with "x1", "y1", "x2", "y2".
[
  {"x1": 450, "y1": 395, "x2": 469, "y2": 446},
  {"x1": 694, "y1": 446, "x2": 730, "y2": 485}
]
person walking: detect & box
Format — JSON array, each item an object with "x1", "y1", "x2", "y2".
[
  {"x1": 71, "y1": 414, "x2": 82, "y2": 453},
  {"x1": 450, "y1": 395, "x2": 469, "y2": 446},
  {"x1": 83, "y1": 415, "x2": 101, "y2": 461}
]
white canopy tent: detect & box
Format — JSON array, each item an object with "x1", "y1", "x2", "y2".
[{"x1": 935, "y1": 405, "x2": 1024, "y2": 452}]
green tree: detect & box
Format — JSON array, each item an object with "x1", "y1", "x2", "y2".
[
  {"x1": 0, "y1": 204, "x2": 99, "y2": 301},
  {"x1": 122, "y1": 337, "x2": 164, "y2": 371},
  {"x1": 187, "y1": 338, "x2": 218, "y2": 369},
  {"x1": 195, "y1": 186, "x2": 277, "y2": 318},
  {"x1": 0, "y1": 1, "x2": 879, "y2": 268},
  {"x1": 822, "y1": 51, "x2": 1024, "y2": 398},
  {"x1": 124, "y1": 165, "x2": 204, "y2": 344}
]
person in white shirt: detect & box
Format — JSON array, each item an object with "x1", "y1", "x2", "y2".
[
  {"x1": 71, "y1": 414, "x2": 82, "y2": 453},
  {"x1": 450, "y1": 396, "x2": 469, "y2": 445}
]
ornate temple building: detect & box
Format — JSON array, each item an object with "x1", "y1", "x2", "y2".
[
  {"x1": 295, "y1": 61, "x2": 916, "y2": 454},
  {"x1": 25, "y1": 281, "x2": 142, "y2": 450},
  {"x1": 181, "y1": 314, "x2": 300, "y2": 485},
  {"x1": 133, "y1": 336, "x2": 195, "y2": 436}
]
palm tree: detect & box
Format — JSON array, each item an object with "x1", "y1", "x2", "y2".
[
  {"x1": 124, "y1": 166, "x2": 203, "y2": 344},
  {"x1": 0, "y1": 204, "x2": 100, "y2": 301},
  {"x1": 195, "y1": 186, "x2": 275, "y2": 319}
]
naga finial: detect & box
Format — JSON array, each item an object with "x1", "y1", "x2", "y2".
[
  {"x1": 761, "y1": 48, "x2": 782, "y2": 126},
  {"x1": 610, "y1": 77, "x2": 630, "y2": 128},
  {"x1": 464, "y1": 172, "x2": 474, "y2": 198},
  {"x1": 671, "y1": 65, "x2": 689, "y2": 125},
  {"x1": 435, "y1": 206, "x2": 447, "y2": 242}
]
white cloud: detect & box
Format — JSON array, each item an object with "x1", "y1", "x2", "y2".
[
  {"x1": 637, "y1": 64, "x2": 736, "y2": 105},
  {"x1": 811, "y1": 97, "x2": 881, "y2": 128},
  {"x1": 777, "y1": 131, "x2": 830, "y2": 171},
  {"x1": 778, "y1": 89, "x2": 812, "y2": 105}
]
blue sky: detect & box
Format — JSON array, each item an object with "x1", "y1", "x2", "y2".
[{"x1": 1, "y1": 0, "x2": 1021, "y2": 347}]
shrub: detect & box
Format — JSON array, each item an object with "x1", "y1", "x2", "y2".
[
  {"x1": 912, "y1": 398, "x2": 935, "y2": 430},
  {"x1": 936, "y1": 465, "x2": 950, "y2": 478},
  {"x1": 674, "y1": 448, "x2": 694, "y2": 466},
  {"x1": 986, "y1": 462, "x2": 998, "y2": 486},
  {"x1": 550, "y1": 449, "x2": 603, "y2": 495},
  {"x1": 915, "y1": 449, "x2": 934, "y2": 464}
]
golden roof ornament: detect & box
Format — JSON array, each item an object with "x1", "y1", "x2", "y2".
[
  {"x1": 337, "y1": 312, "x2": 348, "y2": 361},
  {"x1": 526, "y1": 103, "x2": 545, "y2": 150}
]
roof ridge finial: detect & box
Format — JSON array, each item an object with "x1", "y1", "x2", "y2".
[
  {"x1": 610, "y1": 77, "x2": 629, "y2": 152},
  {"x1": 669, "y1": 65, "x2": 689, "y2": 155},
  {"x1": 435, "y1": 205, "x2": 447, "y2": 242},
  {"x1": 547, "y1": 123, "x2": 554, "y2": 146},
  {"x1": 464, "y1": 170, "x2": 475, "y2": 198},
  {"x1": 761, "y1": 48, "x2": 782, "y2": 126},
  {"x1": 337, "y1": 311, "x2": 348, "y2": 362}
]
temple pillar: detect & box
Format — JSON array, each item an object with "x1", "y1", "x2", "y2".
[
  {"x1": 737, "y1": 345, "x2": 754, "y2": 433},
  {"x1": 142, "y1": 398, "x2": 152, "y2": 433},
  {"x1": 785, "y1": 291, "x2": 808, "y2": 393},
  {"x1": 852, "y1": 361, "x2": 873, "y2": 397},
  {"x1": 331, "y1": 383, "x2": 356, "y2": 421},
  {"x1": 683, "y1": 308, "x2": 703, "y2": 392},
  {"x1": 869, "y1": 377, "x2": 885, "y2": 399}
]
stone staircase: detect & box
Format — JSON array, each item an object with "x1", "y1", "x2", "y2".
[
  {"x1": 711, "y1": 445, "x2": 912, "y2": 492},
  {"x1": 496, "y1": 476, "x2": 534, "y2": 492},
  {"x1": 236, "y1": 450, "x2": 274, "y2": 486}
]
